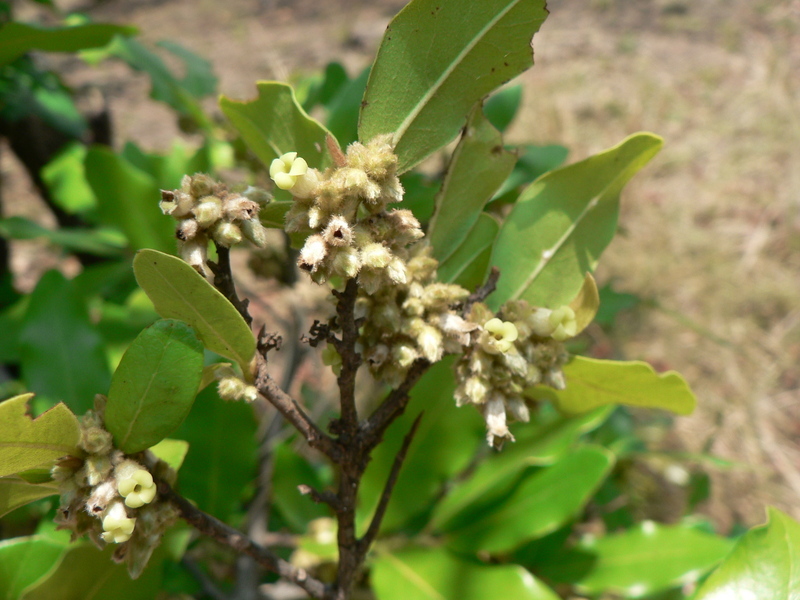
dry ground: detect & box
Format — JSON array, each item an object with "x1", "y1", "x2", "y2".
[{"x1": 4, "y1": 0, "x2": 799, "y2": 530}]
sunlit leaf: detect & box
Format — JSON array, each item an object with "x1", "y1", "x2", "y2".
[
  {"x1": 0, "y1": 394, "x2": 80, "y2": 478},
  {"x1": 695, "y1": 507, "x2": 800, "y2": 600},
  {"x1": 484, "y1": 84, "x2": 523, "y2": 133},
  {"x1": 133, "y1": 249, "x2": 256, "y2": 372},
  {"x1": 40, "y1": 142, "x2": 96, "y2": 214},
  {"x1": 372, "y1": 545, "x2": 560, "y2": 600},
  {"x1": 220, "y1": 82, "x2": 333, "y2": 170},
  {"x1": 437, "y1": 213, "x2": 499, "y2": 287},
  {"x1": 489, "y1": 133, "x2": 663, "y2": 309},
  {"x1": 538, "y1": 521, "x2": 734, "y2": 598},
  {"x1": 529, "y1": 356, "x2": 697, "y2": 416},
  {"x1": 428, "y1": 106, "x2": 514, "y2": 264},
  {"x1": 148, "y1": 439, "x2": 190, "y2": 472}
]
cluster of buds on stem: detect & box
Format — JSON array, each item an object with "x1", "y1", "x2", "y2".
[
  {"x1": 160, "y1": 174, "x2": 270, "y2": 277},
  {"x1": 51, "y1": 396, "x2": 177, "y2": 578},
  {"x1": 455, "y1": 300, "x2": 572, "y2": 447}
]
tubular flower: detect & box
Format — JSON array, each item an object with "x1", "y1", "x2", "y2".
[
  {"x1": 101, "y1": 501, "x2": 136, "y2": 543},
  {"x1": 483, "y1": 318, "x2": 519, "y2": 353},
  {"x1": 270, "y1": 152, "x2": 308, "y2": 190},
  {"x1": 118, "y1": 468, "x2": 157, "y2": 508}
]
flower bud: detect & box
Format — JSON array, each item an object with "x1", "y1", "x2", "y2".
[
  {"x1": 416, "y1": 324, "x2": 443, "y2": 362},
  {"x1": 298, "y1": 234, "x2": 327, "y2": 272},
  {"x1": 180, "y1": 238, "x2": 209, "y2": 276},
  {"x1": 218, "y1": 376, "x2": 246, "y2": 401},
  {"x1": 506, "y1": 397, "x2": 530, "y2": 423},
  {"x1": 322, "y1": 216, "x2": 354, "y2": 247},
  {"x1": 224, "y1": 196, "x2": 260, "y2": 221},
  {"x1": 241, "y1": 217, "x2": 269, "y2": 248},
  {"x1": 193, "y1": 196, "x2": 223, "y2": 228},
  {"x1": 361, "y1": 243, "x2": 392, "y2": 269},
  {"x1": 212, "y1": 221, "x2": 243, "y2": 247},
  {"x1": 484, "y1": 394, "x2": 512, "y2": 447},
  {"x1": 331, "y1": 247, "x2": 361, "y2": 278},
  {"x1": 386, "y1": 258, "x2": 407, "y2": 284}
]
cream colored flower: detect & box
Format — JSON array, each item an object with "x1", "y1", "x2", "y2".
[
  {"x1": 484, "y1": 318, "x2": 519, "y2": 353},
  {"x1": 270, "y1": 152, "x2": 308, "y2": 190},
  {"x1": 101, "y1": 501, "x2": 136, "y2": 543},
  {"x1": 118, "y1": 468, "x2": 157, "y2": 508},
  {"x1": 548, "y1": 306, "x2": 578, "y2": 341}
]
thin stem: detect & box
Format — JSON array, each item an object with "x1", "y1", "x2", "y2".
[
  {"x1": 333, "y1": 279, "x2": 362, "y2": 441},
  {"x1": 159, "y1": 481, "x2": 330, "y2": 600},
  {"x1": 209, "y1": 244, "x2": 253, "y2": 327}
]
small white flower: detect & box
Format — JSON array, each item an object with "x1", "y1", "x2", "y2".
[
  {"x1": 270, "y1": 152, "x2": 309, "y2": 190},
  {"x1": 101, "y1": 501, "x2": 136, "y2": 543},
  {"x1": 118, "y1": 468, "x2": 156, "y2": 509},
  {"x1": 484, "y1": 318, "x2": 519, "y2": 353},
  {"x1": 484, "y1": 394, "x2": 513, "y2": 447}
]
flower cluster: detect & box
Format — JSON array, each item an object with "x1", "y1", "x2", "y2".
[
  {"x1": 160, "y1": 174, "x2": 270, "y2": 277},
  {"x1": 51, "y1": 396, "x2": 177, "y2": 578},
  {"x1": 454, "y1": 300, "x2": 571, "y2": 447},
  {"x1": 274, "y1": 136, "x2": 419, "y2": 288}
]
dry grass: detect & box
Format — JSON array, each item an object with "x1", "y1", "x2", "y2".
[{"x1": 4, "y1": 0, "x2": 798, "y2": 529}]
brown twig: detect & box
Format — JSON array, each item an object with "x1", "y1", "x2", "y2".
[
  {"x1": 332, "y1": 279, "x2": 362, "y2": 441},
  {"x1": 209, "y1": 244, "x2": 253, "y2": 327},
  {"x1": 462, "y1": 266, "x2": 500, "y2": 316},
  {"x1": 298, "y1": 484, "x2": 343, "y2": 511},
  {"x1": 159, "y1": 480, "x2": 330, "y2": 600},
  {"x1": 359, "y1": 413, "x2": 423, "y2": 553},
  {"x1": 254, "y1": 355, "x2": 344, "y2": 463}
]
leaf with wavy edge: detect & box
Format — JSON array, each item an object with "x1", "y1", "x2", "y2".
[
  {"x1": 0, "y1": 477, "x2": 58, "y2": 518},
  {"x1": 0, "y1": 394, "x2": 80, "y2": 478},
  {"x1": 529, "y1": 356, "x2": 696, "y2": 416}
]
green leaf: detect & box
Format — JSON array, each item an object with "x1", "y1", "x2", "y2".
[
  {"x1": 220, "y1": 82, "x2": 333, "y2": 170},
  {"x1": 0, "y1": 535, "x2": 68, "y2": 600},
  {"x1": 148, "y1": 439, "x2": 190, "y2": 472},
  {"x1": 19, "y1": 270, "x2": 111, "y2": 415},
  {"x1": 595, "y1": 283, "x2": 641, "y2": 328},
  {"x1": 428, "y1": 106, "x2": 514, "y2": 264},
  {"x1": 372, "y1": 546, "x2": 560, "y2": 600},
  {"x1": 326, "y1": 66, "x2": 370, "y2": 148},
  {"x1": 260, "y1": 201, "x2": 293, "y2": 229},
  {"x1": 0, "y1": 394, "x2": 80, "y2": 478},
  {"x1": 437, "y1": 213, "x2": 499, "y2": 286},
  {"x1": 0, "y1": 22, "x2": 136, "y2": 66},
  {"x1": 104, "y1": 319, "x2": 203, "y2": 453},
  {"x1": 358, "y1": 359, "x2": 484, "y2": 535},
  {"x1": 492, "y1": 144, "x2": 569, "y2": 201},
  {"x1": 484, "y1": 84, "x2": 523, "y2": 133},
  {"x1": 40, "y1": 142, "x2": 97, "y2": 214},
  {"x1": 431, "y1": 407, "x2": 612, "y2": 531},
  {"x1": 110, "y1": 37, "x2": 212, "y2": 125},
  {"x1": 442, "y1": 445, "x2": 615, "y2": 553},
  {"x1": 0, "y1": 217, "x2": 126, "y2": 256},
  {"x1": 271, "y1": 443, "x2": 330, "y2": 532},
  {"x1": 538, "y1": 521, "x2": 734, "y2": 598},
  {"x1": 359, "y1": 0, "x2": 547, "y2": 172},
  {"x1": 172, "y1": 386, "x2": 257, "y2": 520},
  {"x1": 302, "y1": 61, "x2": 349, "y2": 111},
  {"x1": 20, "y1": 541, "x2": 168, "y2": 600},
  {"x1": 529, "y1": 356, "x2": 697, "y2": 416},
  {"x1": 121, "y1": 141, "x2": 211, "y2": 190},
  {"x1": 695, "y1": 507, "x2": 800, "y2": 600},
  {"x1": 133, "y1": 249, "x2": 256, "y2": 372},
  {"x1": 0, "y1": 477, "x2": 58, "y2": 518},
  {"x1": 85, "y1": 146, "x2": 175, "y2": 253},
  {"x1": 0, "y1": 296, "x2": 28, "y2": 364},
  {"x1": 489, "y1": 133, "x2": 663, "y2": 309}
]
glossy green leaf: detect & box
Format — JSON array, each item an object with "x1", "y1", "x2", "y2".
[
  {"x1": 149, "y1": 439, "x2": 190, "y2": 472},
  {"x1": 484, "y1": 84, "x2": 523, "y2": 133},
  {"x1": 0, "y1": 394, "x2": 80, "y2": 478},
  {"x1": 428, "y1": 106, "x2": 514, "y2": 264},
  {"x1": 529, "y1": 356, "x2": 697, "y2": 416},
  {"x1": 133, "y1": 249, "x2": 256, "y2": 372},
  {"x1": 489, "y1": 133, "x2": 663, "y2": 309},
  {"x1": 372, "y1": 546, "x2": 560, "y2": 600},
  {"x1": 0, "y1": 477, "x2": 58, "y2": 518},
  {"x1": 19, "y1": 270, "x2": 110, "y2": 415},
  {"x1": 443, "y1": 445, "x2": 615, "y2": 553},
  {"x1": 400, "y1": 172, "x2": 440, "y2": 224},
  {"x1": 40, "y1": 142, "x2": 96, "y2": 214},
  {"x1": 220, "y1": 82, "x2": 333, "y2": 170},
  {"x1": 105, "y1": 319, "x2": 203, "y2": 453},
  {"x1": 172, "y1": 387, "x2": 257, "y2": 520},
  {"x1": 539, "y1": 521, "x2": 734, "y2": 598},
  {"x1": 695, "y1": 507, "x2": 800, "y2": 600},
  {"x1": 0, "y1": 22, "x2": 136, "y2": 66},
  {"x1": 431, "y1": 407, "x2": 613, "y2": 531},
  {"x1": 20, "y1": 542, "x2": 165, "y2": 600},
  {"x1": 0, "y1": 535, "x2": 68, "y2": 600},
  {"x1": 0, "y1": 217, "x2": 125, "y2": 256},
  {"x1": 437, "y1": 213, "x2": 499, "y2": 285},
  {"x1": 85, "y1": 146, "x2": 175, "y2": 253},
  {"x1": 359, "y1": 0, "x2": 547, "y2": 172},
  {"x1": 122, "y1": 141, "x2": 211, "y2": 190},
  {"x1": 358, "y1": 359, "x2": 484, "y2": 535}
]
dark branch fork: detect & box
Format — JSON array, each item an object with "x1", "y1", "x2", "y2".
[{"x1": 194, "y1": 254, "x2": 500, "y2": 599}]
